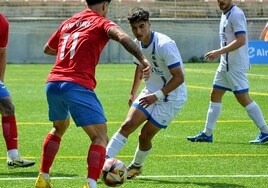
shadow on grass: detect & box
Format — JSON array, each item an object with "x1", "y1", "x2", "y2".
[
  {"x1": 134, "y1": 178, "x2": 246, "y2": 188},
  {"x1": 0, "y1": 171, "x2": 79, "y2": 178}
]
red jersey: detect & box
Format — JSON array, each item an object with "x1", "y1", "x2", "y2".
[
  {"x1": 0, "y1": 14, "x2": 9, "y2": 48},
  {"x1": 47, "y1": 9, "x2": 117, "y2": 90}
]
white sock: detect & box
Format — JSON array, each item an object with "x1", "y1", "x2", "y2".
[
  {"x1": 131, "y1": 146, "x2": 152, "y2": 167},
  {"x1": 203, "y1": 102, "x2": 222, "y2": 136},
  {"x1": 245, "y1": 101, "x2": 268, "y2": 133},
  {"x1": 87, "y1": 178, "x2": 97, "y2": 188},
  {"x1": 40, "y1": 172, "x2": 50, "y2": 180},
  {"x1": 7, "y1": 149, "x2": 18, "y2": 160},
  {"x1": 106, "y1": 132, "x2": 127, "y2": 158}
]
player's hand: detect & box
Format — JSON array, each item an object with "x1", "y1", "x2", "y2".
[
  {"x1": 139, "y1": 94, "x2": 157, "y2": 108},
  {"x1": 140, "y1": 59, "x2": 151, "y2": 81},
  {"x1": 204, "y1": 50, "x2": 221, "y2": 61}
]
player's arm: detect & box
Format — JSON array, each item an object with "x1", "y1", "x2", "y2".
[
  {"x1": 160, "y1": 66, "x2": 184, "y2": 96},
  {"x1": 44, "y1": 43, "x2": 57, "y2": 56},
  {"x1": 0, "y1": 48, "x2": 7, "y2": 82},
  {"x1": 139, "y1": 65, "x2": 184, "y2": 108},
  {"x1": 205, "y1": 33, "x2": 246, "y2": 61},
  {"x1": 128, "y1": 64, "x2": 143, "y2": 106},
  {"x1": 260, "y1": 24, "x2": 268, "y2": 40},
  {"x1": 108, "y1": 26, "x2": 150, "y2": 80}
]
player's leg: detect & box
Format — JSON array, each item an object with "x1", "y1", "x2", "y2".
[
  {"x1": 126, "y1": 121, "x2": 160, "y2": 179},
  {"x1": 82, "y1": 123, "x2": 108, "y2": 188},
  {"x1": 229, "y1": 71, "x2": 268, "y2": 143},
  {"x1": 128, "y1": 99, "x2": 185, "y2": 179},
  {"x1": 187, "y1": 71, "x2": 227, "y2": 142},
  {"x1": 106, "y1": 106, "x2": 148, "y2": 159},
  {"x1": 67, "y1": 83, "x2": 107, "y2": 188},
  {"x1": 0, "y1": 83, "x2": 35, "y2": 168},
  {"x1": 235, "y1": 92, "x2": 268, "y2": 143},
  {"x1": 106, "y1": 89, "x2": 153, "y2": 159},
  {"x1": 35, "y1": 81, "x2": 70, "y2": 188}
]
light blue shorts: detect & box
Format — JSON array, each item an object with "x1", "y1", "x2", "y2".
[
  {"x1": 132, "y1": 88, "x2": 186, "y2": 129},
  {"x1": 213, "y1": 71, "x2": 249, "y2": 94},
  {"x1": 46, "y1": 81, "x2": 106, "y2": 126}
]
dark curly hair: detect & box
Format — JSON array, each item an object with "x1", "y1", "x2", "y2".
[
  {"x1": 86, "y1": 0, "x2": 111, "y2": 6},
  {"x1": 127, "y1": 7, "x2": 150, "y2": 24}
]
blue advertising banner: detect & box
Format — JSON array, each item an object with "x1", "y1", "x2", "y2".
[{"x1": 248, "y1": 41, "x2": 268, "y2": 64}]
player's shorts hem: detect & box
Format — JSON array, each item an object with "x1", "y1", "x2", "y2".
[{"x1": 213, "y1": 84, "x2": 231, "y2": 91}]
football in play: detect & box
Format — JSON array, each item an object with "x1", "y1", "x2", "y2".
[{"x1": 102, "y1": 158, "x2": 127, "y2": 187}]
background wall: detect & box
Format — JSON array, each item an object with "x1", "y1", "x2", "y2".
[{"x1": 7, "y1": 18, "x2": 266, "y2": 63}]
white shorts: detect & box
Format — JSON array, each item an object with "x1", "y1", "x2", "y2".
[
  {"x1": 213, "y1": 71, "x2": 249, "y2": 94},
  {"x1": 132, "y1": 88, "x2": 187, "y2": 129}
]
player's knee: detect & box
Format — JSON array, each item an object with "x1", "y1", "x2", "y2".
[
  {"x1": 0, "y1": 101, "x2": 15, "y2": 115},
  {"x1": 120, "y1": 120, "x2": 138, "y2": 135}
]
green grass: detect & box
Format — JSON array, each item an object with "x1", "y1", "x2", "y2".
[{"x1": 1, "y1": 63, "x2": 268, "y2": 188}]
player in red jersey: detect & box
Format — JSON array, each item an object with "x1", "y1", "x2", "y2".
[
  {"x1": 34, "y1": 0, "x2": 150, "y2": 188},
  {"x1": 0, "y1": 13, "x2": 35, "y2": 169}
]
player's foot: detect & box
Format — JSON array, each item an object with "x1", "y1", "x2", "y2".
[
  {"x1": 35, "y1": 173, "x2": 53, "y2": 188},
  {"x1": 127, "y1": 164, "x2": 143, "y2": 179},
  {"x1": 83, "y1": 183, "x2": 90, "y2": 188},
  {"x1": 249, "y1": 132, "x2": 268, "y2": 144},
  {"x1": 7, "y1": 156, "x2": 35, "y2": 169},
  {"x1": 187, "y1": 132, "x2": 213, "y2": 142}
]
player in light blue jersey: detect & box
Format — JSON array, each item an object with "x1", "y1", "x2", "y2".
[
  {"x1": 106, "y1": 7, "x2": 187, "y2": 179},
  {"x1": 187, "y1": 0, "x2": 268, "y2": 144}
]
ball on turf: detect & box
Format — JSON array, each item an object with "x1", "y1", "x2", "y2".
[{"x1": 102, "y1": 158, "x2": 127, "y2": 187}]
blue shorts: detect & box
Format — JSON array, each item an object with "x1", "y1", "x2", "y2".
[
  {"x1": 46, "y1": 81, "x2": 106, "y2": 126},
  {"x1": 0, "y1": 81, "x2": 10, "y2": 98}
]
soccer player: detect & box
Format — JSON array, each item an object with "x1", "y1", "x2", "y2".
[
  {"x1": 0, "y1": 14, "x2": 35, "y2": 168},
  {"x1": 34, "y1": 1, "x2": 150, "y2": 188},
  {"x1": 187, "y1": 0, "x2": 268, "y2": 144},
  {"x1": 106, "y1": 7, "x2": 187, "y2": 179},
  {"x1": 260, "y1": 22, "x2": 268, "y2": 41}
]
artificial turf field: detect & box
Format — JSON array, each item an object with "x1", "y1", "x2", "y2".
[{"x1": 0, "y1": 63, "x2": 268, "y2": 188}]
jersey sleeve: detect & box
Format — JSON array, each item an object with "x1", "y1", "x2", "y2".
[
  {"x1": 159, "y1": 41, "x2": 182, "y2": 68},
  {"x1": 0, "y1": 15, "x2": 9, "y2": 48},
  {"x1": 47, "y1": 27, "x2": 62, "y2": 51},
  {"x1": 231, "y1": 10, "x2": 247, "y2": 35},
  {"x1": 102, "y1": 19, "x2": 118, "y2": 35}
]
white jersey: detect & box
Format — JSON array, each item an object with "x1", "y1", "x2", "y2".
[
  {"x1": 134, "y1": 31, "x2": 186, "y2": 102},
  {"x1": 218, "y1": 5, "x2": 250, "y2": 72}
]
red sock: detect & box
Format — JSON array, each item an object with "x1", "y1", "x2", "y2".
[
  {"x1": 87, "y1": 144, "x2": 106, "y2": 181},
  {"x1": 40, "y1": 133, "x2": 61, "y2": 173},
  {"x1": 2, "y1": 115, "x2": 18, "y2": 150}
]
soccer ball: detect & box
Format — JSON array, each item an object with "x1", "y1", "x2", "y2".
[{"x1": 102, "y1": 158, "x2": 127, "y2": 187}]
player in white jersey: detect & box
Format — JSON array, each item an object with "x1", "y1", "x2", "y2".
[
  {"x1": 187, "y1": 0, "x2": 268, "y2": 144},
  {"x1": 106, "y1": 7, "x2": 187, "y2": 179}
]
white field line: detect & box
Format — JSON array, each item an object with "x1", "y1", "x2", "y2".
[{"x1": 1, "y1": 174, "x2": 268, "y2": 181}]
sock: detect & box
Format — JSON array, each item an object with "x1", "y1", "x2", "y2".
[
  {"x1": 245, "y1": 101, "x2": 268, "y2": 133},
  {"x1": 87, "y1": 144, "x2": 106, "y2": 181},
  {"x1": 86, "y1": 178, "x2": 97, "y2": 188},
  {"x1": 7, "y1": 149, "x2": 19, "y2": 160},
  {"x1": 40, "y1": 173, "x2": 50, "y2": 180},
  {"x1": 106, "y1": 132, "x2": 127, "y2": 158},
  {"x1": 131, "y1": 146, "x2": 152, "y2": 167},
  {"x1": 203, "y1": 102, "x2": 222, "y2": 136},
  {"x1": 2, "y1": 115, "x2": 18, "y2": 151},
  {"x1": 40, "y1": 134, "x2": 61, "y2": 173}
]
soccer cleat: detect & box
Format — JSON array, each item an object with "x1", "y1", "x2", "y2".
[
  {"x1": 35, "y1": 173, "x2": 53, "y2": 188},
  {"x1": 187, "y1": 132, "x2": 213, "y2": 142},
  {"x1": 7, "y1": 156, "x2": 35, "y2": 169},
  {"x1": 83, "y1": 183, "x2": 90, "y2": 188},
  {"x1": 127, "y1": 164, "x2": 143, "y2": 179},
  {"x1": 249, "y1": 132, "x2": 268, "y2": 144}
]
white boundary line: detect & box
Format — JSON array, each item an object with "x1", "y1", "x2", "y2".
[{"x1": 1, "y1": 174, "x2": 268, "y2": 181}]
